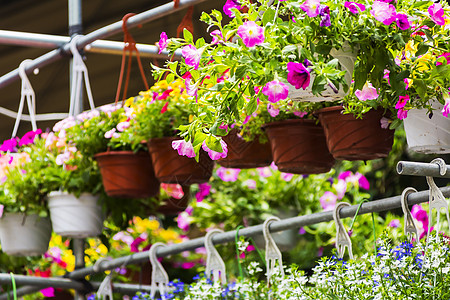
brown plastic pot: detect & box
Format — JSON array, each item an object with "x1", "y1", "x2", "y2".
[
  {"x1": 94, "y1": 151, "x2": 160, "y2": 198},
  {"x1": 315, "y1": 106, "x2": 394, "y2": 161},
  {"x1": 262, "y1": 119, "x2": 335, "y2": 174},
  {"x1": 147, "y1": 137, "x2": 214, "y2": 184},
  {"x1": 218, "y1": 129, "x2": 272, "y2": 168},
  {"x1": 157, "y1": 185, "x2": 191, "y2": 215}
]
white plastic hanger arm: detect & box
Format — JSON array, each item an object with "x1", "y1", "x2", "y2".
[{"x1": 204, "y1": 229, "x2": 227, "y2": 285}]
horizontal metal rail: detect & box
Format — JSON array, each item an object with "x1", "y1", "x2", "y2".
[
  {"x1": 397, "y1": 160, "x2": 450, "y2": 178},
  {"x1": 0, "y1": 0, "x2": 208, "y2": 89}
]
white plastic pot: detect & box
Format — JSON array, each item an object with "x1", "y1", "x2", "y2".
[
  {"x1": 0, "y1": 213, "x2": 51, "y2": 256},
  {"x1": 288, "y1": 44, "x2": 358, "y2": 102},
  {"x1": 403, "y1": 101, "x2": 450, "y2": 154},
  {"x1": 47, "y1": 191, "x2": 103, "y2": 238}
]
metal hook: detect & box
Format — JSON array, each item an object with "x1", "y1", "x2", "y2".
[
  {"x1": 93, "y1": 258, "x2": 113, "y2": 300},
  {"x1": 149, "y1": 242, "x2": 169, "y2": 300},
  {"x1": 204, "y1": 229, "x2": 226, "y2": 285},
  {"x1": 401, "y1": 187, "x2": 419, "y2": 243},
  {"x1": 12, "y1": 59, "x2": 38, "y2": 138},
  {"x1": 263, "y1": 216, "x2": 284, "y2": 285},
  {"x1": 333, "y1": 202, "x2": 353, "y2": 260},
  {"x1": 425, "y1": 158, "x2": 449, "y2": 237},
  {"x1": 68, "y1": 35, "x2": 95, "y2": 116}
]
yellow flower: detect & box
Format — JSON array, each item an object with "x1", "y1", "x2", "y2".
[
  {"x1": 415, "y1": 53, "x2": 433, "y2": 71},
  {"x1": 159, "y1": 229, "x2": 179, "y2": 242},
  {"x1": 148, "y1": 219, "x2": 161, "y2": 231},
  {"x1": 405, "y1": 40, "x2": 417, "y2": 53},
  {"x1": 124, "y1": 96, "x2": 135, "y2": 107}
]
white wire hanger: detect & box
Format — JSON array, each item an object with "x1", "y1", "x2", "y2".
[
  {"x1": 149, "y1": 242, "x2": 169, "y2": 300},
  {"x1": 12, "y1": 59, "x2": 38, "y2": 138},
  {"x1": 425, "y1": 158, "x2": 450, "y2": 240},
  {"x1": 401, "y1": 187, "x2": 419, "y2": 243},
  {"x1": 68, "y1": 35, "x2": 95, "y2": 117},
  {"x1": 93, "y1": 258, "x2": 113, "y2": 300},
  {"x1": 204, "y1": 229, "x2": 227, "y2": 285},
  {"x1": 263, "y1": 216, "x2": 284, "y2": 285},
  {"x1": 333, "y1": 202, "x2": 354, "y2": 260}
]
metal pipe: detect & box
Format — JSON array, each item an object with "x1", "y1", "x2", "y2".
[
  {"x1": 0, "y1": 0, "x2": 208, "y2": 89},
  {"x1": 73, "y1": 238, "x2": 86, "y2": 300},
  {"x1": 0, "y1": 30, "x2": 181, "y2": 59},
  {"x1": 397, "y1": 160, "x2": 450, "y2": 178}
]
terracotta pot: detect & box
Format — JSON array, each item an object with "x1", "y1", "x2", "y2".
[
  {"x1": 218, "y1": 129, "x2": 272, "y2": 168},
  {"x1": 316, "y1": 106, "x2": 394, "y2": 160},
  {"x1": 157, "y1": 185, "x2": 191, "y2": 215},
  {"x1": 147, "y1": 137, "x2": 214, "y2": 184},
  {"x1": 95, "y1": 151, "x2": 160, "y2": 198},
  {"x1": 262, "y1": 119, "x2": 335, "y2": 174}
]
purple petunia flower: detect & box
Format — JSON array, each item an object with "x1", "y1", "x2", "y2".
[
  {"x1": 371, "y1": 1, "x2": 396, "y2": 25},
  {"x1": 237, "y1": 21, "x2": 265, "y2": 48},
  {"x1": 344, "y1": 1, "x2": 366, "y2": 14},
  {"x1": 262, "y1": 80, "x2": 289, "y2": 103},
  {"x1": 216, "y1": 167, "x2": 240, "y2": 182},
  {"x1": 223, "y1": 0, "x2": 241, "y2": 18},
  {"x1": 428, "y1": 3, "x2": 445, "y2": 26},
  {"x1": 300, "y1": 0, "x2": 321, "y2": 17},
  {"x1": 158, "y1": 32, "x2": 168, "y2": 54},
  {"x1": 182, "y1": 44, "x2": 201, "y2": 69},
  {"x1": 172, "y1": 139, "x2": 196, "y2": 158},
  {"x1": 318, "y1": 5, "x2": 331, "y2": 27},
  {"x1": 396, "y1": 13, "x2": 410, "y2": 30},
  {"x1": 287, "y1": 62, "x2": 311, "y2": 90}
]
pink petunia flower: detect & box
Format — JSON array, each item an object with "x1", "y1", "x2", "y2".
[
  {"x1": 18, "y1": 129, "x2": 42, "y2": 147},
  {"x1": 293, "y1": 111, "x2": 308, "y2": 118},
  {"x1": 157, "y1": 89, "x2": 173, "y2": 100},
  {"x1": 344, "y1": 1, "x2": 366, "y2": 14},
  {"x1": 333, "y1": 179, "x2": 347, "y2": 200},
  {"x1": 389, "y1": 219, "x2": 400, "y2": 228},
  {"x1": 158, "y1": 32, "x2": 168, "y2": 54},
  {"x1": 257, "y1": 167, "x2": 272, "y2": 178},
  {"x1": 237, "y1": 21, "x2": 265, "y2": 48},
  {"x1": 210, "y1": 30, "x2": 224, "y2": 45},
  {"x1": 287, "y1": 62, "x2": 310, "y2": 90},
  {"x1": 104, "y1": 128, "x2": 120, "y2": 139},
  {"x1": 371, "y1": 1, "x2": 396, "y2": 25},
  {"x1": 355, "y1": 82, "x2": 378, "y2": 101},
  {"x1": 281, "y1": 172, "x2": 294, "y2": 181},
  {"x1": 262, "y1": 80, "x2": 289, "y2": 103},
  {"x1": 442, "y1": 91, "x2": 450, "y2": 118},
  {"x1": 195, "y1": 183, "x2": 211, "y2": 202},
  {"x1": 338, "y1": 170, "x2": 352, "y2": 181},
  {"x1": 185, "y1": 77, "x2": 198, "y2": 98},
  {"x1": 216, "y1": 167, "x2": 240, "y2": 182},
  {"x1": 319, "y1": 191, "x2": 337, "y2": 211},
  {"x1": 396, "y1": 13, "x2": 410, "y2": 30},
  {"x1": 182, "y1": 44, "x2": 202, "y2": 69},
  {"x1": 428, "y1": 3, "x2": 445, "y2": 26},
  {"x1": 116, "y1": 121, "x2": 130, "y2": 132},
  {"x1": 161, "y1": 183, "x2": 184, "y2": 199},
  {"x1": 436, "y1": 53, "x2": 450, "y2": 66},
  {"x1": 177, "y1": 211, "x2": 192, "y2": 232},
  {"x1": 202, "y1": 139, "x2": 228, "y2": 160},
  {"x1": 172, "y1": 139, "x2": 196, "y2": 158},
  {"x1": 395, "y1": 95, "x2": 409, "y2": 109},
  {"x1": 300, "y1": 0, "x2": 321, "y2": 17},
  {"x1": 356, "y1": 172, "x2": 370, "y2": 190},
  {"x1": 397, "y1": 107, "x2": 408, "y2": 120},
  {"x1": 267, "y1": 103, "x2": 280, "y2": 117},
  {"x1": 243, "y1": 179, "x2": 257, "y2": 189},
  {"x1": 0, "y1": 138, "x2": 18, "y2": 152},
  {"x1": 223, "y1": 0, "x2": 241, "y2": 18}
]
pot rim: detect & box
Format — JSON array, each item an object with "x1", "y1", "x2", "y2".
[
  {"x1": 94, "y1": 150, "x2": 150, "y2": 159},
  {"x1": 314, "y1": 105, "x2": 344, "y2": 115},
  {"x1": 262, "y1": 118, "x2": 318, "y2": 130}
]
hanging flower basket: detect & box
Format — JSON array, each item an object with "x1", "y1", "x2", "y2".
[
  {"x1": 147, "y1": 137, "x2": 214, "y2": 184},
  {"x1": 47, "y1": 191, "x2": 103, "y2": 238},
  {"x1": 94, "y1": 151, "x2": 160, "y2": 199},
  {"x1": 288, "y1": 45, "x2": 357, "y2": 102},
  {"x1": 218, "y1": 129, "x2": 272, "y2": 169},
  {"x1": 315, "y1": 106, "x2": 394, "y2": 160},
  {"x1": 262, "y1": 119, "x2": 335, "y2": 174},
  {"x1": 0, "y1": 213, "x2": 51, "y2": 256},
  {"x1": 403, "y1": 101, "x2": 450, "y2": 154}
]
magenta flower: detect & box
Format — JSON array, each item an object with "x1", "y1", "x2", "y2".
[
  {"x1": 355, "y1": 82, "x2": 378, "y2": 101},
  {"x1": 436, "y1": 53, "x2": 450, "y2": 66},
  {"x1": 356, "y1": 172, "x2": 370, "y2": 190},
  {"x1": 262, "y1": 80, "x2": 289, "y2": 103},
  {"x1": 157, "y1": 89, "x2": 173, "y2": 100},
  {"x1": 442, "y1": 92, "x2": 450, "y2": 118},
  {"x1": 270, "y1": 161, "x2": 278, "y2": 170},
  {"x1": 0, "y1": 138, "x2": 18, "y2": 152},
  {"x1": 40, "y1": 287, "x2": 55, "y2": 298},
  {"x1": 299, "y1": 227, "x2": 306, "y2": 235},
  {"x1": 158, "y1": 32, "x2": 168, "y2": 54},
  {"x1": 397, "y1": 107, "x2": 408, "y2": 120},
  {"x1": 210, "y1": 30, "x2": 224, "y2": 45},
  {"x1": 130, "y1": 237, "x2": 145, "y2": 253},
  {"x1": 195, "y1": 183, "x2": 211, "y2": 202},
  {"x1": 172, "y1": 139, "x2": 195, "y2": 158},
  {"x1": 344, "y1": 1, "x2": 366, "y2": 14},
  {"x1": 177, "y1": 211, "x2": 192, "y2": 232},
  {"x1": 293, "y1": 111, "x2": 308, "y2": 117},
  {"x1": 216, "y1": 167, "x2": 240, "y2": 182},
  {"x1": 287, "y1": 62, "x2": 311, "y2": 90},
  {"x1": 319, "y1": 191, "x2": 337, "y2": 211},
  {"x1": 300, "y1": 0, "x2": 321, "y2": 17},
  {"x1": 388, "y1": 219, "x2": 400, "y2": 228},
  {"x1": 243, "y1": 179, "x2": 257, "y2": 189},
  {"x1": 428, "y1": 3, "x2": 445, "y2": 26},
  {"x1": 267, "y1": 103, "x2": 280, "y2": 117},
  {"x1": 318, "y1": 5, "x2": 331, "y2": 27},
  {"x1": 201, "y1": 139, "x2": 228, "y2": 160},
  {"x1": 18, "y1": 129, "x2": 42, "y2": 146},
  {"x1": 257, "y1": 167, "x2": 272, "y2": 178},
  {"x1": 371, "y1": 1, "x2": 396, "y2": 25},
  {"x1": 182, "y1": 44, "x2": 201, "y2": 69},
  {"x1": 237, "y1": 21, "x2": 265, "y2": 48},
  {"x1": 395, "y1": 95, "x2": 409, "y2": 109},
  {"x1": 281, "y1": 173, "x2": 294, "y2": 181},
  {"x1": 396, "y1": 13, "x2": 410, "y2": 30},
  {"x1": 223, "y1": 0, "x2": 241, "y2": 18},
  {"x1": 338, "y1": 170, "x2": 352, "y2": 181}
]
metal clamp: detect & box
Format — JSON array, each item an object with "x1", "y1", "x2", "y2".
[
  {"x1": 401, "y1": 187, "x2": 419, "y2": 243},
  {"x1": 205, "y1": 229, "x2": 226, "y2": 285},
  {"x1": 149, "y1": 242, "x2": 169, "y2": 300},
  {"x1": 93, "y1": 258, "x2": 113, "y2": 300},
  {"x1": 426, "y1": 158, "x2": 450, "y2": 237},
  {"x1": 333, "y1": 202, "x2": 353, "y2": 260},
  {"x1": 263, "y1": 216, "x2": 284, "y2": 285}
]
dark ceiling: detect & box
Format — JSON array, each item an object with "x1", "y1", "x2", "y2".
[{"x1": 0, "y1": 0, "x2": 225, "y2": 141}]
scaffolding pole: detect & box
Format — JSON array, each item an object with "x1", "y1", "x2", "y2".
[
  {"x1": 0, "y1": 0, "x2": 209, "y2": 89},
  {"x1": 397, "y1": 160, "x2": 450, "y2": 178}
]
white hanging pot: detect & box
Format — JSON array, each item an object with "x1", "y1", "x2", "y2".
[
  {"x1": 47, "y1": 191, "x2": 104, "y2": 238},
  {"x1": 0, "y1": 213, "x2": 51, "y2": 256},
  {"x1": 289, "y1": 43, "x2": 358, "y2": 102},
  {"x1": 403, "y1": 100, "x2": 450, "y2": 154}
]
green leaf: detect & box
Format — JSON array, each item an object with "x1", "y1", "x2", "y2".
[
  {"x1": 166, "y1": 73, "x2": 175, "y2": 84},
  {"x1": 415, "y1": 44, "x2": 429, "y2": 57},
  {"x1": 282, "y1": 45, "x2": 297, "y2": 55},
  {"x1": 205, "y1": 135, "x2": 223, "y2": 153},
  {"x1": 262, "y1": 8, "x2": 276, "y2": 26},
  {"x1": 245, "y1": 97, "x2": 258, "y2": 115},
  {"x1": 183, "y1": 28, "x2": 193, "y2": 43},
  {"x1": 389, "y1": 118, "x2": 402, "y2": 130},
  {"x1": 414, "y1": 79, "x2": 427, "y2": 99}
]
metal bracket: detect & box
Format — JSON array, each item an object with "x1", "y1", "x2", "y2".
[
  {"x1": 149, "y1": 242, "x2": 169, "y2": 300},
  {"x1": 400, "y1": 187, "x2": 419, "y2": 243},
  {"x1": 204, "y1": 229, "x2": 226, "y2": 285},
  {"x1": 263, "y1": 216, "x2": 284, "y2": 285},
  {"x1": 333, "y1": 202, "x2": 353, "y2": 260},
  {"x1": 93, "y1": 258, "x2": 113, "y2": 300}
]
